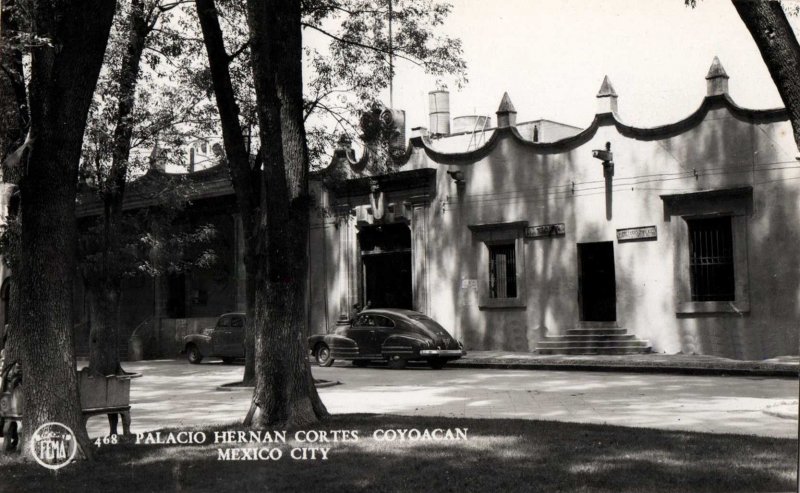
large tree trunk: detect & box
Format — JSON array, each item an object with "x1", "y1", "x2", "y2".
[
  {"x1": 195, "y1": 0, "x2": 260, "y2": 384},
  {"x1": 87, "y1": 280, "x2": 123, "y2": 376},
  {"x1": 88, "y1": 0, "x2": 152, "y2": 376},
  {"x1": 733, "y1": 0, "x2": 800, "y2": 148},
  {"x1": 15, "y1": 0, "x2": 116, "y2": 459},
  {"x1": 245, "y1": 0, "x2": 328, "y2": 427}
]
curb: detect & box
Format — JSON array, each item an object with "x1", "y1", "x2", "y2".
[
  {"x1": 216, "y1": 380, "x2": 342, "y2": 392},
  {"x1": 762, "y1": 401, "x2": 800, "y2": 420},
  {"x1": 449, "y1": 360, "x2": 799, "y2": 378}
]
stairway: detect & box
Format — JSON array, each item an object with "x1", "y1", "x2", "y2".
[{"x1": 535, "y1": 322, "x2": 651, "y2": 355}]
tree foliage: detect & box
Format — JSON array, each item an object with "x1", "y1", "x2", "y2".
[
  {"x1": 78, "y1": 0, "x2": 222, "y2": 375},
  {"x1": 302, "y1": 0, "x2": 467, "y2": 167}
]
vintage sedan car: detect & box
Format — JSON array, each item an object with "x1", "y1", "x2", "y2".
[
  {"x1": 308, "y1": 309, "x2": 465, "y2": 369},
  {"x1": 183, "y1": 312, "x2": 245, "y2": 364}
]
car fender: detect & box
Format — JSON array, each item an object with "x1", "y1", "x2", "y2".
[
  {"x1": 381, "y1": 334, "x2": 427, "y2": 358},
  {"x1": 183, "y1": 334, "x2": 212, "y2": 356},
  {"x1": 308, "y1": 334, "x2": 358, "y2": 359},
  {"x1": 309, "y1": 334, "x2": 356, "y2": 348}
]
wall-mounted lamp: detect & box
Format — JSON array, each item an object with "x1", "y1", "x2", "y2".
[
  {"x1": 447, "y1": 170, "x2": 466, "y2": 184},
  {"x1": 592, "y1": 141, "x2": 614, "y2": 177}
]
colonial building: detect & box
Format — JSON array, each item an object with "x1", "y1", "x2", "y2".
[
  {"x1": 21, "y1": 57, "x2": 796, "y2": 360},
  {"x1": 307, "y1": 58, "x2": 800, "y2": 359}
]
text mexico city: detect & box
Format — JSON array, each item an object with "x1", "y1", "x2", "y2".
[{"x1": 135, "y1": 428, "x2": 468, "y2": 461}]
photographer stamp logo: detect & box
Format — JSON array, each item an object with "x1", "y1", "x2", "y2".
[{"x1": 31, "y1": 422, "x2": 78, "y2": 470}]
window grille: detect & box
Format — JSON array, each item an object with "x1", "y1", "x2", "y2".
[
  {"x1": 489, "y1": 244, "x2": 517, "y2": 298},
  {"x1": 688, "y1": 217, "x2": 735, "y2": 301}
]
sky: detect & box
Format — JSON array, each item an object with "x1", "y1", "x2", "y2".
[{"x1": 378, "y1": 0, "x2": 799, "y2": 132}]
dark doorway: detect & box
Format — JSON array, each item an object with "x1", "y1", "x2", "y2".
[
  {"x1": 359, "y1": 224, "x2": 413, "y2": 309},
  {"x1": 166, "y1": 273, "x2": 186, "y2": 318},
  {"x1": 578, "y1": 242, "x2": 616, "y2": 321}
]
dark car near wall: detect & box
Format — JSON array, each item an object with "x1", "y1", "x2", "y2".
[
  {"x1": 183, "y1": 312, "x2": 245, "y2": 364},
  {"x1": 308, "y1": 309, "x2": 465, "y2": 369}
]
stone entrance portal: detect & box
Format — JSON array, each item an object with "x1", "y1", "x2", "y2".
[{"x1": 358, "y1": 223, "x2": 412, "y2": 309}]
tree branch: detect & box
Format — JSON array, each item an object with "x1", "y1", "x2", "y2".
[
  {"x1": 227, "y1": 41, "x2": 249, "y2": 63},
  {"x1": 302, "y1": 23, "x2": 423, "y2": 68}
]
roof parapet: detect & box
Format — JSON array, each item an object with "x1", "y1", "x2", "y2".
[
  {"x1": 705, "y1": 56, "x2": 729, "y2": 97},
  {"x1": 496, "y1": 92, "x2": 517, "y2": 128},
  {"x1": 596, "y1": 75, "x2": 618, "y2": 115}
]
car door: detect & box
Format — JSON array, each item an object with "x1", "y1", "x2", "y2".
[
  {"x1": 226, "y1": 315, "x2": 245, "y2": 358},
  {"x1": 348, "y1": 314, "x2": 381, "y2": 357},
  {"x1": 372, "y1": 315, "x2": 395, "y2": 352},
  {"x1": 211, "y1": 315, "x2": 230, "y2": 355}
]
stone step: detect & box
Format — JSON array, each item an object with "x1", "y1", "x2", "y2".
[
  {"x1": 537, "y1": 340, "x2": 650, "y2": 349},
  {"x1": 566, "y1": 328, "x2": 628, "y2": 336},
  {"x1": 576, "y1": 321, "x2": 620, "y2": 329},
  {"x1": 544, "y1": 334, "x2": 635, "y2": 342},
  {"x1": 536, "y1": 346, "x2": 652, "y2": 355}
]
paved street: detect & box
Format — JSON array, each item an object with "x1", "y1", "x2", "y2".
[{"x1": 85, "y1": 359, "x2": 798, "y2": 439}]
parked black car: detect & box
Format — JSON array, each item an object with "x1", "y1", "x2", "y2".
[
  {"x1": 183, "y1": 312, "x2": 245, "y2": 364},
  {"x1": 308, "y1": 309, "x2": 465, "y2": 369}
]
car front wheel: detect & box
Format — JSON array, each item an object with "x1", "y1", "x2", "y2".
[
  {"x1": 429, "y1": 358, "x2": 447, "y2": 370},
  {"x1": 187, "y1": 344, "x2": 203, "y2": 364},
  {"x1": 315, "y1": 344, "x2": 334, "y2": 367}
]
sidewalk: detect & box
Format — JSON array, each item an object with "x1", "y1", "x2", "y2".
[{"x1": 450, "y1": 351, "x2": 800, "y2": 377}]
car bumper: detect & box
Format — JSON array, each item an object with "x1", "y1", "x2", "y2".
[{"x1": 419, "y1": 349, "x2": 465, "y2": 357}]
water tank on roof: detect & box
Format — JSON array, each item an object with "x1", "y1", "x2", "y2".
[
  {"x1": 428, "y1": 90, "x2": 450, "y2": 135},
  {"x1": 452, "y1": 115, "x2": 492, "y2": 134}
]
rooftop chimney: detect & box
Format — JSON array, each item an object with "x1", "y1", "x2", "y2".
[
  {"x1": 705, "y1": 56, "x2": 729, "y2": 97},
  {"x1": 596, "y1": 76, "x2": 618, "y2": 115},
  {"x1": 428, "y1": 89, "x2": 450, "y2": 135},
  {"x1": 496, "y1": 92, "x2": 517, "y2": 128}
]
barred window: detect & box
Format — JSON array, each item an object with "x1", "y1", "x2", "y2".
[
  {"x1": 489, "y1": 244, "x2": 517, "y2": 299},
  {"x1": 688, "y1": 217, "x2": 735, "y2": 301}
]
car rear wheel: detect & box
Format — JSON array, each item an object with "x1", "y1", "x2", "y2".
[
  {"x1": 387, "y1": 358, "x2": 407, "y2": 370},
  {"x1": 429, "y1": 358, "x2": 447, "y2": 370},
  {"x1": 315, "y1": 344, "x2": 334, "y2": 367},
  {"x1": 187, "y1": 344, "x2": 203, "y2": 364},
  {"x1": 221, "y1": 357, "x2": 235, "y2": 364},
  {"x1": 352, "y1": 360, "x2": 370, "y2": 367}
]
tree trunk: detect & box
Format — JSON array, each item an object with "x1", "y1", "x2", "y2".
[
  {"x1": 243, "y1": 262, "x2": 256, "y2": 384},
  {"x1": 87, "y1": 280, "x2": 123, "y2": 376},
  {"x1": 15, "y1": 0, "x2": 116, "y2": 459},
  {"x1": 195, "y1": 0, "x2": 260, "y2": 385},
  {"x1": 87, "y1": 0, "x2": 151, "y2": 376},
  {"x1": 245, "y1": 0, "x2": 328, "y2": 427},
  {"x1": 2, "y1": 277, "x2": 20, "y2": 373},
  {"x1": 732, "y1": 0, "x2": 800, "y2": 149}
]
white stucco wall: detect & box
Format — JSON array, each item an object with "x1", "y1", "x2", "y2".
[{"x1": 309, "y1": 95, "x2": 800, "y2": 359}]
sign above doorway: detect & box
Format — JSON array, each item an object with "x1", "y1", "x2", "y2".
[
  {"x1": 525, "y1": 223, "x2": 565, "y2": 239},
  {"x1": 617, "y1": 226, "x2": 657, "y2": 242}
]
